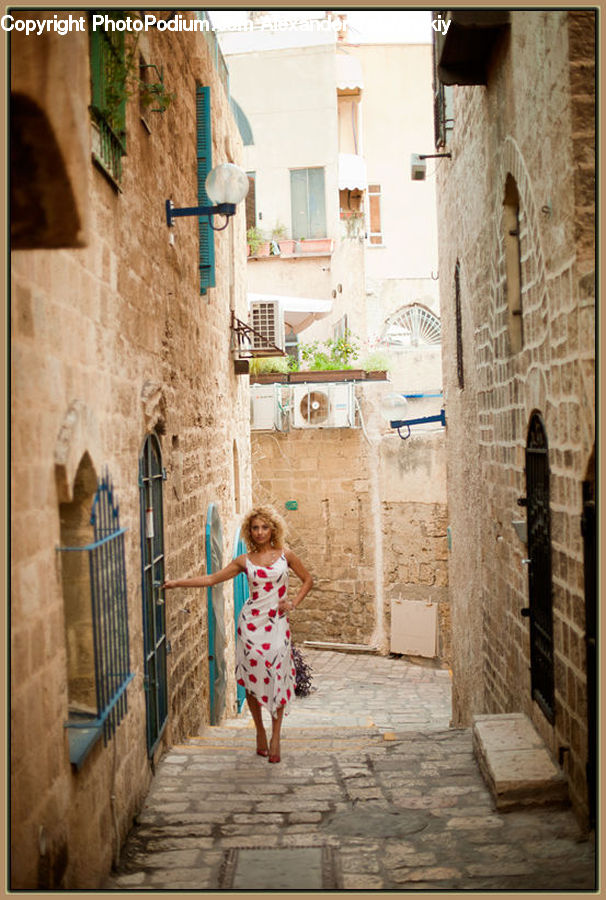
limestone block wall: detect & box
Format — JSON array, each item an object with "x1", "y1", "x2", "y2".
[
  {"x1": 251, "y1": 383, "x2": 449, "y2": 662},
  {"x1": 11, "y1": 16, "x2": 251, "y2": 889},
  {"x1": 435, "y1": 11, "x2": 595, "y2": 823}
]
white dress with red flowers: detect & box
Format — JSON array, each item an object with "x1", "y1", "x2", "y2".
[{"x1": 235, "y1": 553, "x2": 296, "y2": 719}]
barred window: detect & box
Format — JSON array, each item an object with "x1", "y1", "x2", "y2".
[
  {"x1": 59, "y1": 460, "x2": 133, "y2": 770},
  {"x1": 89, "y1": 12, "x2": 128, "y2": 184}
]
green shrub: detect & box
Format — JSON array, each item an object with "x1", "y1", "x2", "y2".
[
  {"x1": 248, "y1": 356, "x2": 290, "y2": 375},
  {"x1": 299, "y1": 329, "x2": 360, "y2": 371},
  {"x1": 361, "y1": 350, "x2": 392, "y2": 372}
]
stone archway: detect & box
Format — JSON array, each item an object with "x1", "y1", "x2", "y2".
[{"x1": 11, "y1": 93, "x2": 81, "y2": 248}]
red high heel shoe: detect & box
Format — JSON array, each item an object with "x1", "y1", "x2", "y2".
[
  {"x1": 268, "y1": 754, "x2": 280, "y2": 763},
  {"x1": 256, "y1": 748, "x2": 269, "y2": 757}
]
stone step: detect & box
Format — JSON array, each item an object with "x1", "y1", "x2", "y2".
[{"x1": 472, "y1": 713, "x2": 569, "y2": 811}]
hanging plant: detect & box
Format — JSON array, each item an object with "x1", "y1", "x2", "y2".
[
  {"x1": 98, "y1": 26, "x2": 176, "y2": 124},
  {"x1": 139, "y1": 64, "x2": 176, "y2": 113}
]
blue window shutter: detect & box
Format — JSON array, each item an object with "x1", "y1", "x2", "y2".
[{"x1": 196, "y1": 85, "x2": 215, "y2": 294}]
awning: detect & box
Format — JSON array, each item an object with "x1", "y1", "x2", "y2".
[
  {"x1": 336, "y1": 52, "x2": 364, "y2": 91},
  {"x1": 338, "y1": 152, "x2": 367, "y2": 191},
  {"x1": 248, "y1": 292, "x2": 333, "y2": 334}
]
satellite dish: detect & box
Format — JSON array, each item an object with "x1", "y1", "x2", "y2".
[{"x1": 299, "y1": 390, "x2": 330, "y2": 424}]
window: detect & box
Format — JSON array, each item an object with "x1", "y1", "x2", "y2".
[
  {"x1": 504, "y1": 173, "x2": 523, "y2": 353},
  {"x1": 381, "y1": 303, "x2": 441, "y2": 348},
  {"x1": 245, "y1": 171, "x2": 256, "y2": 232},
  {"x1": 454, "y1": 261, "x2": 464, "y2": 388},
  {"x1": 368, "y1": 184, "x2": 383, "y2": 245},
  {"x1": 196, "y1": 84, "x2": 215, "y2": 295},
  {"x1": 432, "y1": 34, "x2": 454, "y2": 148},
  {"x1": 290, "y1": 167, "x2": 326, "y2": 239},
  {"x1": 332, "y1": 314, "x2": 348, "y2": 340},
  {"x1": 89, "y1": 12, "x2": 127, "y2": 184},
  {"x1": 58, "y1": 459, "x2": 133, "y2": 769}
]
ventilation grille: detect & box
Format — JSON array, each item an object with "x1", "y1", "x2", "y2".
[{"x1": 249, "y1": 300, "x2": 284, "y2": 351}]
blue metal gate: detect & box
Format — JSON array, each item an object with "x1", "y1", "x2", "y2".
[
  {"x1": 233, "y1": 527, "x2": 249, "y2": 713},
  {"x1": 206, "y1": 503, "x2": 226, "y2": 724},
  {"x1": 139, "y1": 434, "x2": 168, "y2": 756}
]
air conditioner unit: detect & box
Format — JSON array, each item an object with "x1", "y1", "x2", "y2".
[
  {"x1": 249, "y1": 300, "x2": 285, "y2": 353},
  {"x1": 250, "y1": 383, "x2": 285, "y2": 431},
  {"x1": 292, "y1": 383, "x2": 355, "y2": 429}
]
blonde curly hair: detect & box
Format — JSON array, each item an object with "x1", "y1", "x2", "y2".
[{"x1": 241, "y1": 505, "x2": 287, "y2": 551}]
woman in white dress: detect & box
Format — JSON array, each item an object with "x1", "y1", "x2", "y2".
[{"x1": 162, "y1": 506, "x2": 313, "y2": 763}]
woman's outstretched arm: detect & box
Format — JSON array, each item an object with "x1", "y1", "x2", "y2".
[{"x1": 163, "y1": 555, "x2": 246, "y2": 590}]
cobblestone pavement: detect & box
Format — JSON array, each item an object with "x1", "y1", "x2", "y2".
[{"x1": 105, "y1": 650, "x2": 596, "y2": 892}]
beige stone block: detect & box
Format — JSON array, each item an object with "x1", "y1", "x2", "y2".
[{"x1": 473, "y1": 713, "x2": 568, "y2": 809}]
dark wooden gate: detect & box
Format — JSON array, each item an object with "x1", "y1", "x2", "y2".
[
  {"x1": 581, "y1": 475, "x2": 596, "y2": 827},
  {"x1": 524, "y1": 413, "x2": 555, "y2": 723},
  {"x1": 139, "y1": 434, "x2": 168, "y2": 756}
]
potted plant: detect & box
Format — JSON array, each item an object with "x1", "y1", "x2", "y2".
[
  {"x1": 248, "y1": 355, "x2": 291, "y2": 382},
  {"x1": 271, "y1": 221, "x2": 296, "y2": 257},
  {"x1": 340, "y1": 209, "x2": 365, "y2": 239},
  {"x1": 361, "y1": 349, "x2": 391, "y2": 381},
  {"x1": 289, "y1": 330, "x2": 366, "y2": 382},
  {"x1": 246, "y1": 225, "x2": 269, "y2": 258}
]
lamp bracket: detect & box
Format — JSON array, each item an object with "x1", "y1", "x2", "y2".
[
  {"x1": 165, "y1": 199, "x2": 236, "y2": 230},
  {"x1": 418, "y1": 153, "x2": 452, "y2": 160},
  {"x1": 390, "y1": 409, "x2": 446, "y2": 440}
]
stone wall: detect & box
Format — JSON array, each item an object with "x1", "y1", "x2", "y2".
[
  {"x1": 11, "y1": 15, "x2": 251, "y2": 888},
  {"x1": 435, "y1": 11, "x2": 595, "y2": 824},
  {"x1": 251, "y1": 383, "x2": 449, "y2": 663}
]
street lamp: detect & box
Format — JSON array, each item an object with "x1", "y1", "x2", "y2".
[{"x1": 165, "y1": 163, "x2": 249, "y2": 231}]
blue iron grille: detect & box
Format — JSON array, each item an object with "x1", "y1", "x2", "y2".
[
  {"x1": 89, "y1": 13, "x2": 127, "y2": 183},
  {"x1": 59, "y1": 472, "x2": 134, "y2": 767}
]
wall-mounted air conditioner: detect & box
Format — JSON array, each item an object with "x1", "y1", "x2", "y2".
[
  {"x1": 248, "y1": 300, "x2": 285, "y2": 353},
  {"x1": 291, "y1": 383, "x2": 355, "y2": 429},
  {"x1": 250, "y1": 383, "x2": 286, "y2": 431}
]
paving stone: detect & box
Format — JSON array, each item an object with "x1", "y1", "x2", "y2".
[{"x1": 104, "y1": 650, "x2": 594, "y2": 892}]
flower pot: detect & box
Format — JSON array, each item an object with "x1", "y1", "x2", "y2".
[
  {"x1": 278, "y1": 239, "x2": 296, "y2": 257},
  {"x1": 296, "y1": 238, "x2": 333, "y2": 255},
  {"x1": 288, "y1": 369, "x2": 365, "y2": 383},
  {"x1": 253, "y1": 242, "x2": 271, "y2": 258},
  {"x1": 363, "y1": 370, "x2": 389, "y2": 381},
  {"x1": 249, "y1": 373, "x2": 289, "y2": 384}
]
